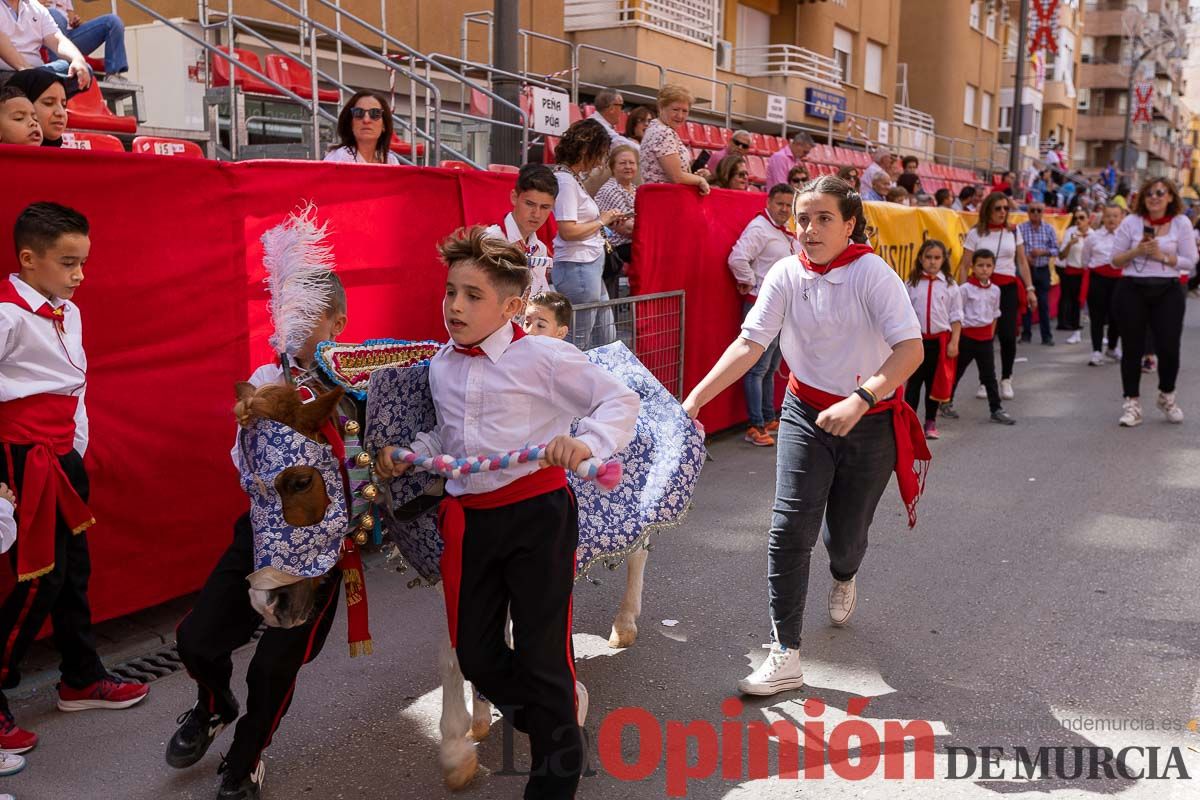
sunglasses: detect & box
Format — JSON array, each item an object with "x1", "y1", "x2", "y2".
[
  {"x1": 731, "y1": 139, "x2": 751, "y2": 149},
  {"x1": 1146, "y1": 188, "x2": 1171, "y2": 198},
  {"x1": 994, "y1": 206, "x2": 1010, "y2": 212},
  {"x1": 351, "y1": 107, "x2": 384, "y2": 120},
  {"x1": 790, "y1": 177, "x2": 807, "y2": 184}
]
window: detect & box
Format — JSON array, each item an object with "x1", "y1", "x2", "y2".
[
  {"x1": 981, "y1": 91, "x2": 993, "y2": 130},
  {"x1": 999, "y1": 105, "x2": 1011, "y2": 131},
  {"x1": 1117, "y1": 92, "x2": 1128, "y2": 116},
  {"x1": 833, "y1": 26, "x2": 853, "y2": 84},
  {"x1": 969, "y1": 1, "x2": 982, "y2": 30},
  {"x1": 1077, "y1": 87, "x2": 1091, "y2": 111},
  {"x1": 985, "y1": 11, "x2": 997, "y2": 39},
  {"x1": 864, "y1": 41, "x2": 883, "y2": 94},
  {"x1": 964, "y1": 84, "x2": 977, "y2": 126},
  {"x1": 1081, "y1": 36, "x2": 1094, "y2": 63}
]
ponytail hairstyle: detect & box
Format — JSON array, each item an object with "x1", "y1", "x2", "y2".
[
  {"x1": 794, "y1": 175, "x2": 868, "y2": 244},
  {"x1": 910, "y1": 238, "x2": 952, "y2": 286}
]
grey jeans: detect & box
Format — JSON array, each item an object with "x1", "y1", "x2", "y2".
[{"x1": 768, "y1": 393, "x2": 896, "y2": 649}]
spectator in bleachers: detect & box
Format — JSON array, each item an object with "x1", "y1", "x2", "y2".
[
  {"x1": 0, "y1": 84, "x2": 41, "y2": 145},
  {"x1": 324, "y1": 91, "x2": 400, "y2": 165},
  {"x1": 41, "y1": 0, "x2": 128, "y2": 83},
  {"x1": 553, "y1": 118, "x2": 622, "y2": 349},
  {"x1": 915, "y1": 192, "x2": 936, "y2": 208},
  {"x1": 639, "y1": 84, "x2": 710, "y2": 195},
  {"x1": 709, "y1": 128, "x2": 752, "y2": 168},
  {"x1": 885, "y1": 186, "x2": 911, "y2": 205},
  {"x1": 787, "y1": 164, "x2": 809, "y2": 188},
  {"x1": 901, "y1": 155, "x2": 918, "y2": 175},
  {"x1": 712, "y1": 155, "x2": 750, "y2": 191},
  {"x1": 0, "y1": 0, "x2": 91, "y2": 95},
  {"x1": 589, "y1": 89, "x2": 637, "y2": 152},
  {"x1": 859, "y1": 149, "x2": 894, "y2": 196},
  {"x1": 624, "y1": 105, "x2": 654, "y2": 145},
  {"x1": 934, "y1": 188, "x2": 954, "y2": 209},
  {"x1": 836, "y1": 164, "x2": 860, "y2": 185},
  {"x1": 595, "y1": 144, "x2": 638, "y2": 301},
  {"x1": 896, "y1": 172, "x2": 921, "y2": 197},
  {"x1": 862, "y1": 171, "x2": 892, "y2": 203},
  {"x1": 6, "y1": 68, "x2": 65, "y2": 146},
  {"x1": 765, "y1": 130, "x2": 813, "y2": 188}
]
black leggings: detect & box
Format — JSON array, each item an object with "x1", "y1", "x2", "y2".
[
  {"x1": 1113, "y1": 278, "x2": 1185, "y2": 397},
  {"x1": 997, "y1": 281, "x2": 1019, "y2": 379},
  {"x1": 1087, "y1": 273, "x2": 1121, "y2": 353},
  {"x1": 904, "y1": 338, "x2": 943, "y2": 422},
  {"x1": 1057, "y1": 271, "x2": 1084, "y2": 331}
]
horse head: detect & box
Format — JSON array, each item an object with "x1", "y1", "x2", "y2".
[{"x1": 234, "y1": 381, "x2": 347, "y2": 629}]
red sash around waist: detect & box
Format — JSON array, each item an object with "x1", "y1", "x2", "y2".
[
  {"x1": 962, "y1": 324, "x2": 994, "y2": 342},
  {"x1": 1092, "y1": 264, "x2": 1123, "y2": 279},
  {"x1": 438, "y1": 466, "x2": 568, "y2": 646},
  {"x1": 786, "y1": 378, "x2": 930, "y2": 528},
  {"x1": 0, "y1": 394, "x2": 94, "y2": 581},
  {"x1": 990, "y1": 273, "x2": 1028, "y2": 319},
  {"x1": 921, "y1": 331, "x2": 957, "y2": 403}
]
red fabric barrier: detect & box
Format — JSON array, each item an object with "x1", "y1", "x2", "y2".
[{"x1": 0, "y1": 150, "x2": 536, "y2": 622}]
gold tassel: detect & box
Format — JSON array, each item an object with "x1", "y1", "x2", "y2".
[
  {"x1": 348, "y1": 639, "x2": 373, "y2": 658},
  {"x1": 18, "y1": 562, "x2": 56, "y2": 582},
  {"x1": 71, "y1": 517, "x2": 97, "y2": 535}
]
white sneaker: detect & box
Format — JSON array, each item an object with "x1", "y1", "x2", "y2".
[
  {"x1": 1000, "y1": 378, "x2": 1014, "y2": 400},
  {"x1": 1119, "y1": 397, "x2": 1143, "y2": 427},
  {"x1": 1066, "y1": 331, "x2": 1081, "y2": 344},
  {"x1": 575, "y1": 681, "x2": 589, "y2": 726},
  {"x1": 829, "y1": 577, "x2": 857, "y2": 626},
  {"x1": 1157, "y1": 392, "x2": 1184, "y2": 423},
  {"x1": 1106, "y1": 346, "x2": 1122, "y2": 362},
  {"x1": 0, "y1": 751, "x2": 24, "y2": 777},
  {"x1": 1089, "y1": 351, "x2": 1105, "y2": 366},
  {"x1": 975, "y1": 384, "x2": 987, "y2": 399},
  {"x1": 738, "y1": 643, "x2": 805, "y2": 696}
]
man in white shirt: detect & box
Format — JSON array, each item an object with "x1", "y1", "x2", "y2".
[
  {"x1": 40, "y1": 0, "x2": 129, "y2": 82},
  {"x1": 590, "y1": 89, "x2": 637, "y2": 152},
  {"x1": 483, "y1": 163, "x2": 557, "y2": 298},
  {"x1": 0, "y1": 0, "x2": 92, "y2": 95},
  {"x1": 859, "y1": 148, "x2": 894, "y2": 196}
]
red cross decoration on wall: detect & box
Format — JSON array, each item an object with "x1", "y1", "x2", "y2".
[
  {"x1": 1133, "y1": 82, "x2": 1154, "y2": 124},
  {"x1": 1029, "y1": 0, "x2": 1059, "y2": 55}
]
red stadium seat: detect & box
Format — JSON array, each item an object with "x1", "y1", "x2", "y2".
[
  {"x1": 702, "y1": 125, "x2": 725, "y2": 149},
  {"x1": 210, "y1": 47, "x2": 281, "y2": 96},
  {"x1": 66, "y1": 80, "x2": 137, "y2": 134},
  {"x1": 542, "y1": 135, "x2": 558, "y2": 163},
  {"x1": 440, "y1": 160, "x2": 473, "y2": 171},
  {"x1": 85, "y1": 56, "x2": 105, "y2": 73},
  {"x1": 745, "y1": 154, "x2": 767, "y2": 185},
  {"x1": 389, "y1": 135, "x2": 425, "y2": 158},
  {"x1": 618, "y1": 111, "x2": 628, "y2": 131},
  {"x1": 570, "y1": 104, "x2": 585, "y2": 124},
  {"x1": 750, "y1": 133, "x2": 769, "y2": 156},
  {"x1": 488, "y1": 164, "x2": 520, "y2": 174},
  {"x1": 131, "y1": 136, "x2": 204, "y2": 158},
  {"x1": 264, "y1": 55, "x2": 340, "y2": 103},
  {"x1": 60, "y1": 131, "x2": 124, "y2": 152},
  {"x1": 717, "y1": 128, "x2": 733, "y2": 146},
  {"x1": 809, "y1": 143, "x2": 832, "y2": 164}
]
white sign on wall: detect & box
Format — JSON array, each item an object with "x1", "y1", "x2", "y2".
[
  {"x1": 532, "y1": 87, "x2": 571, "y2": 136},
  {"x1": 876, "y1": 121, "x2": 890, "y2": 145},
  {"x1": 765, "y1": 94, "x2": 787, "y2": 124}
]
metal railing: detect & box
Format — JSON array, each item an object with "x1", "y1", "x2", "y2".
[
  {"x1": 572, "y1": 291, "x2": 686, "y2": 400},
  {"x1": 564, "y1": 0, "x2": 717, "y2": 47},
  {"x1": 733, "y1": 45, "x2": 842, "y2": 88}
]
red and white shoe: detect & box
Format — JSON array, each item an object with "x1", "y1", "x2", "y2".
[
  {"x1": 0, "y1": 708, "x2": 37, "y2": 754},
  {"x1": 57, "y1": 674, "x2": 149, "y2": 712}
]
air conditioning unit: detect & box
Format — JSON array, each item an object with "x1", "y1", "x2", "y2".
[{"x1": 716, "y1": 40, "x2": 734, "y2": 71}]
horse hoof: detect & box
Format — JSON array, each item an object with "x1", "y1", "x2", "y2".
[
  {"x1": 469, "y1": 718, "x2": 493, "y2": 741},
  {"x1": 608, "y1": 622, "x2": 638, "y2": 648},
  {"x1": 441, "y1": 739, "x2": 478, "y2": 790}
]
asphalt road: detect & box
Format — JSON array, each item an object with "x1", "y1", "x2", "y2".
[{"x1": 7, "y1": 305, "x2": 1200, "y2": 800}]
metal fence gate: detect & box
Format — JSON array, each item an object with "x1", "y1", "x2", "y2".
[{"x1": 569, "y1": 290, "x2": 686, "y2": 399}]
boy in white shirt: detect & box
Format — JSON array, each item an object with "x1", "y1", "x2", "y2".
[
  {"x1": 377, "y1": 227, "x2": 638, "y2": 800},
  {"x1": 523, "y1": 290, "x2": 572, "y2": 341},
  {"x1": 484, "y1": 163, "x2": 557, "y2": 299},
  {"x1": 953, "y1": 250, "x2": 1016, "y2": 425}
]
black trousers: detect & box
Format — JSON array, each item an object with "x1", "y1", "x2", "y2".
[
  {"x1": 997, "y1": 281, "x2": 1019, "y2": 379},
  {"x1": 175, "y1": 513, "x2": 341, "y2": 781},
  {"x1": 1113, "y1": 278, "x2": 1186, "y2": 397},
  {"x1": 1087, "y1": 273, "x2": 1121, "y2": 353},
  {"x1": 0, "y1": 445, "x2": 106, "y2": 709},
  {"x1": 1022, "y1": 266, "x2": 1053, "y2": 341},
  {"x1": 954, "y1": 336, "x2": 1002, "y2": 413},
  {"x1": 1057, "y1": 271, "x2": 1084, "y2": 331},
  {"x1": 453, "y1": 488, "x2": 583, "y2": 800},
  {"x1": 904, "y1": 338, "x2": 943, "y2": 422}
]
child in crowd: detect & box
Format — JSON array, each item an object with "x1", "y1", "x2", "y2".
[
  {"x1": 523, "y1": 290, "x2": 572, "y2": 341},
  {"x1": 953, "y1": 250, "x2": 1016, "y2": 425},
  {"x1": 0, "y1": 88, "x2": 42, "y2": 146},
  {"x1": 168, "y1": 273, "x2": 354, "y2": 800},
  {"x1": 376, "y1": 227, "x2": 638, "y2": 800},
  {"x1": 904, "y1": 240, "x2": 961, "y2": 439},
  {"x1": 484, "y1": 163, "x2": 558, "y2": 298},
  {"x1": 0, "y1": 203, "x2": 149, "y2": 756}
]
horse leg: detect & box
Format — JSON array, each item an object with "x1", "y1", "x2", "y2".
[
  {"x1": 439, "y1": 636, "x2": 478, "y2": 789},
  {"x1": 609, "y1": 541, "x2": 649, "y2": 648},
  {"x1": 470, "y1": 611, "x2": 513, "y2": 740}
]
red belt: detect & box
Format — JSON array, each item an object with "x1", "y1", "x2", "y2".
[
  {"x1": 1092, "y1": 264, "x2": 1123, "y2": 279},
  {"x1": 991, "y1": 273, "x2": 1028, "y2": 319},
  {"x1": 0, "y1": 395, "x2": 94, "y2": 581},
  {"x1": 786, "y1": 377, "x2": 930, "y2": 528},
  {"x1": 962, "y1": 324, "x2": 994, "y2": 342},
  {"x1": 438, "y1": 466, "x2": 568, "y2": 646},
  {"x1": 921, "y1": 331, "x2": 957, "y2": 403}
]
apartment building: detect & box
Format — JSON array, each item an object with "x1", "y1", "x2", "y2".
[{"x1": 1076, "y1": 0, "x2": 1192, "y2": 183}]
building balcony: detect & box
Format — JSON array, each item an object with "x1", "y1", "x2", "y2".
[
  {"x1": 734, "y1": 45, "x2": 842, "y2": 89},
  {"x1": 1077, "y1": 112, "x2": 1128, "y2": 141},
  {"x1": 1079, "y1": 61, "x2": 1127, "y2": 90},
  {"x1": 1043, "y1": 79, "x2": 1075, "y2": 108},
  {"x1": 1083, "y1": 8, "x2": 1128, "y2": 37},
  {"x1": 564, "y1": 0, "x2": 715, "y2": 47}
]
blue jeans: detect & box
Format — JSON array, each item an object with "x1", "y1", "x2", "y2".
[
  {"x1": 49, "y1": 10, "x2": 128, "y2": 74},
  {"x1": 1022, "y1": 265, "x2": 1053, "y2": 342},
  {"x1": 31, "y1": 60, "x2": 91, "y2": 99},
  {"x1": 552, "y1": 253, "x2": 614, "y2": 350},
  {"x1": 768, "y1": 394, "x2": 896, "y2": 649},
  {"x1": 742, "y1": 300, "x2": 782, "y2": 428}
]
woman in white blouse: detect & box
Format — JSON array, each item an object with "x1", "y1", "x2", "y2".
[
  {"x1": 323, "y1": 91, "x2": 401, "y2": 165},
  {"x1": 956, "y1": 192, "x2": 1036, "y2": 400},
  {"x1": 1056, "y1": 208, "x2": 1092, "y2": 344},
  {"x1": 1109, "y1": 177, "x2": 1196, "y2": 426}
]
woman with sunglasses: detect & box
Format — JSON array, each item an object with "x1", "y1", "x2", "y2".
[
  {"x1": 1056, "y1": 209, "x2": 1093, "y2": 344},
  {"x1": 787, "y1": 165, "x2": 810, "y2": 187},
  {"x1": 1109, "y1": 177, "x2": 1196, "y2": 426},
  {"x1": 324, "y1": 91, "x2": 400, "y2": 165},
  {"x1": 956, "y1": 193, "x2": 1036, "y2": 402},
  {"x1": 712, "y1": 155, "x2": 751, "y2": 191}
]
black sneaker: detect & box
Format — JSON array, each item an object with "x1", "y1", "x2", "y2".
[
  {"x1": 939, "y1": 402, "x2": 959, "y2": 419},
  {"x1": 166, "y1": 703, "x2": 232, "y2": 768},
  {"x1": 1041, "y1": 338, "x2": 1055, "y2": 346},
  {"x1": 990, "y1": 410, "x2": 1016, "y2": 425},
  {"x1": 1019, "y1": 334, "x2": 1032, "y2": 343},
  {"x1": 217, "y1": 759, "x2": 264, "y2": 800}
]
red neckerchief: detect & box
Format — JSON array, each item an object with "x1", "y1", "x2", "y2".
[
  {"x1": 967, "y1": 276, "x2": 992, "y2": 288},
  {"x1": 0, "y1": 279, "x2": 69, "y2": 331},
  {"x1": 759, "y1": 212, "x2": 796, "y2": 254},
  {"x1": 987, "y1": 224, "x2": 1008, "y2": 231},
  {"x1": 798, "y1": 243, "x2": 874, "y2": 275},
  {"x1": 1147, "y1": 215, "x2": 1174, "y2": 226},
  {"x1": 454, "y1": 321, "x2": 526, "y2": 357}
]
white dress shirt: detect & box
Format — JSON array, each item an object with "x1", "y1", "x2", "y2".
[
  {"x1": 1083, "y1": 227, "x2": 1120, "y2": 269},
  {"x1": 322, "y1": 146, "x2": 401, "y2": 165},
  {"x1": 484, "y1": 212, "x2": 552, "y2": 297},
  {"x1": 0, "y1": 0, "x2": 60, "y2": 70},
  {"x1": 962, "y1": 227, "x2": 1024, "y2": 277},
  {"x1": 412, "y1": 323, "x2": 639, "y2": 496},
  {"x1": 959, "y1": 281, "x2": 1002, "y2": 329},
  {"x1": 1059, "y1": 226, "x2": 1091, "y2": 269},
  {"x1": 0, "y1": 274, "x2": 87, "y2": 455},
  {"x1": 590, "y1": 111, "x2": 639, "y2": 152},
  {"x1": 1112, "y1": 214, "x2": 1198, "y2": 280},
  {"x1": 727, "y1": 214, "x2": 796, "y2": 297},
  {"x1": 907, "y1": 273, "x2": 962, "y2": 336},
  {"x1": 0, "y1": 498, "x2": 14, "y2": 553},
  {"x1": 741, "y1": 252, "x2": 921, "y2": 397}
]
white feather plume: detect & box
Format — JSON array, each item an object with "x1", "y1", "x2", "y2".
[{"x1": 261, "y1": 203, "x2": 335, "y2": 357}]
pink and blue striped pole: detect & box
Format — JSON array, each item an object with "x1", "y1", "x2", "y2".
[{"x1": 390, "y1": 444, "x2": 623, "y2": 491}]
